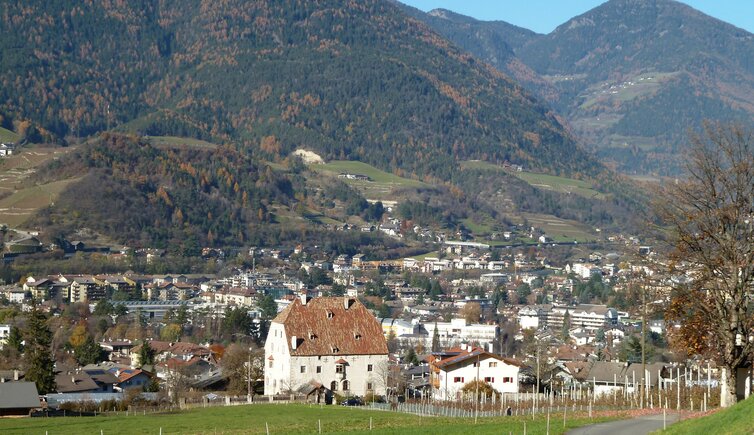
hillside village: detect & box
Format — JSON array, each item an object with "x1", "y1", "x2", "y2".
[{"x1": 0, "y1": 229, "x2": 719, "y2": 413}]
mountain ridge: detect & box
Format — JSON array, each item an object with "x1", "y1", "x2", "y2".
[{"x1": 405, "y1": 0, "x2": 754, "y2": 175}]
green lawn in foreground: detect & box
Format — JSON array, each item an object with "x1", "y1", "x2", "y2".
[
  {"x1": 656, "y1": 397, "x2": 754, "y2": 434},
  {"x1": 0, "y1": 403, "x2": 613, "y2": 435}
]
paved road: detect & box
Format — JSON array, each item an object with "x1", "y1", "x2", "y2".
[{"x1": 567, "y1": 412, "x2": 680, "y2": 435}]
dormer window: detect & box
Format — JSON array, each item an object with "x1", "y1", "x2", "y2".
[
  {"x1": 309, "y1": 332, "x2": 317, "y2": 340},
  {"x1": 331, "y1": 346, "x2": 339, "y2": 353},
  {"x1": 326, "y1": 310, "x2": 334, "y2": 319},
  {"x1": 354, "y1": 333, "x2": 361, "y2": 340}
]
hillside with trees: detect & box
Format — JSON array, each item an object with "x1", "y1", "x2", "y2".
[
  {"x1": 0, "y1": 0, "x2": 603, "y2": 180},
  {"x1": 406, "y1": 0, "x2": 754, "y2": 175}
]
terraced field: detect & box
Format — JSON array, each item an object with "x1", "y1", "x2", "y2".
[{"x1": 0, "y1": 146, "x2": 76, "y2": 227}]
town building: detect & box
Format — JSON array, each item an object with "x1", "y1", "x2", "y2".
[
  {"x1": 430, "y1": 345, "x2": 524, "y2": 401},
  {"x1": 264, "y1": 296, "x2": 388, "y2": 400}
]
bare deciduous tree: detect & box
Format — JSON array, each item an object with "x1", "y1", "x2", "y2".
[{"x1": 658, "y1": 122, "x2": 754, "y2": 407}]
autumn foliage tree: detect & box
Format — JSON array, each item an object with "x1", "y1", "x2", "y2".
[{"x1": 658, "y1": 122, "x2": 754, "y2": 407}]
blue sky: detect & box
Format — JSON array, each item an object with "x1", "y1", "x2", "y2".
[{"x1": 399, "y1": 1, "x2": 754, "y2": 34}]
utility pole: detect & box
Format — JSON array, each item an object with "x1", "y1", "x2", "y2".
[
  {"x1": 247, "y1": 347, "x2": 252, "y2": 402},
  {"x1": 536, "y1": 343, "x2": 541, "y2": 408},
  {"x1": 640, "y1": 272, "x2": 647, "y2": 409},
  {"x1": 475, "y1": 352, "x2": 480, "y2": 423}
]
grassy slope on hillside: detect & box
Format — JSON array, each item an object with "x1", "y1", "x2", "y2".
[
  {"x1": 461, "y1": 160, "x2": 604, "y2": 199},
  {"x1": 311, "y1": 160, "x2": 426, "y2": 200},
  {"x1": 0, "y1": 404, "x2": 614, "y2": 435},
  {"x1": 658, "y1": 397, "x2": 754, "y2": 434},
  {"x1": 0, "y1": 146, "x2": 75, "y2": 227},
  {"x1": 0, "y1": 126, "x2": 20, "y2": 143},
  {"x1": 0, "y1": 178, "x2": 80, "y2": 227}
]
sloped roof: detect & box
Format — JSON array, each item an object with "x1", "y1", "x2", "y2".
[
  {"x1": 434, "y1": 347, "x2": 525, "y2": 370},
  {"x1": 0, "y1": 382, "x2": 40, "y2": 409},
  {"x1": 55, "y1": 372, "x2": 100, "y2": 393},
  {"x1": 272, "y1": 297, "x2": 387, "y2": 356}
]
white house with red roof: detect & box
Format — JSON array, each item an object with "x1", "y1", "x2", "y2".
[
  {"x1": 430, "y1": 345, "x2": 524, "y2": 401},
  {"x1": 264, "y1": 296, "x2": 388, "y2": 399}
]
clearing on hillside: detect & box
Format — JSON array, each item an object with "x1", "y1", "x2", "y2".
[
  {"x1": 311, "y1": 160, "x2": 427, "y2": 200},
  {"x1": 0, "y1": 126, "x2": 20, "y2": 144},
  {"x1": 461, "y1": 160, "x2": 605, "y2": 200},
  {"x1": 0, "y1": 146, "x2": 76, "y2": 227}
]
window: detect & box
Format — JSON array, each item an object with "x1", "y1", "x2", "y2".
[
  {"x1": 503, "y1": 377, "x2": 513, "y2": 383},
  {"x1": 336, "y1": 364, "x2": 345, "y2": 374},
  {"x1": 342, "y1": 380, "x2": 349, "y2": 391},
  {"x1": 367, "y1": 382, "x2": 373, "y2": 390},
  {"x1": 316, "y1": 366, "x2": 322, "y2": 373},
  {"x1": 268, "y1": 360, "x2": 273, "y2": 368},
  {"x1": 300, "y1": 366, "x2": 307, "y2": 373},
  {"x1": 331, "y1": 381, "x2": 338, "y2": 391},
  {"x1": 484, "y1": 377, "x2": 494, "y2": 383},
  {"x1": 472, "y1": 362, "x2": 479, "y2": 367},
  {"x1": 489, "y1": 362, "x2": 498, "y2": 368},
  {"x1": 454, "y1": 377, "x2": 464, "y2": 383},
  {"x1": 367, "y1": 364, "x2": 373, "y2": 372}
]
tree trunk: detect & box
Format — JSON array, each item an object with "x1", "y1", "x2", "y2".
[{"x1": 720, "y1": 367, "x2": 738, "y2": 408}]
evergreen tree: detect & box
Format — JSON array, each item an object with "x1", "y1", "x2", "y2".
[
  {"x1": 175, "y1": 304, "x2": 189, "y2": 325},
  {"x1": 23, "y1": 308, "x2": 56, "y2": 394},
  {"x1": 431, "y1": 322, "x2": 441, "y2": 353},
  {"x1": 561, "y1": 311, "x2": 571, "y2": 342},
  {"x1": 138, "y1": 341, "x2": 156, "y2": 368},
  {"x1": 7, "y1": 325, "x2": 23, "y2": 353},
  {"x1": 74, "y1": 335, "x2": 105, "y2": 366},
  {"x1": 257, "y1": 295, "x2": 278, "y2": 320}
]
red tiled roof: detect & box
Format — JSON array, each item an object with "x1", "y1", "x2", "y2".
[
  {"x1": 272, "y1": 297, "x2": 388, "y2": 356},
  {"x1": 118, "y1": 369, "x2": 148, "y2": 383}
]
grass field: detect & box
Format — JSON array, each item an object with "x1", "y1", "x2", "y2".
[
  {"x1": 0, "y1": 146, "x2": 76, "y2": 227},
  {"x1": 521, "y1": 213, "x2": 595, "y2": 243},
  {"x1": 145, "y1": 136, "x2": 219, "y2": 150},
  {"x1": 0, "y1": 126, "x2": 20, "y2": 143},
  {"x1": 311, "y1": 160, "x2": 427, "y2": 200},
  {"x1": 0, "y1": 403, "x2": 614, "y2": 435},
  {"x1": 657, "y1": 397, "x2": 754, "y2": 434},
  {"x1": 460, "y1": 161, "x2": 604, "y2": 200}
]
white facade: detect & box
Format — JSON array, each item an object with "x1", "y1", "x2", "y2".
[
  {"x1": 0, "y1": 324, "x2": 10, "y2": 348},
  {"x1": 424, "y1": 318, "x2": 498, "y2": 348},
  {"x1": 433, "y1": 350, "x2": 522, "y2": 401},
  {"x1": 264, "y1": 297, "x2": 388, "y2": 398}
]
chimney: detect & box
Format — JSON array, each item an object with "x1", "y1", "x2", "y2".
[
  {"x1": 300, "y1": 293, "x2": 308, "y2": 305},
  {"x1": 291, "y1": 336, "x2": 298, "y2": 350}
]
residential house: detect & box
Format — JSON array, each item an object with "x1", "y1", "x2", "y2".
[
  {"x1": 117, "y1": 368, "x2": 152, "y2": 391},
  {"x1": 0, "y1": 382, "x2": 40, "y2": 416},
  {"x1": 430, "y1": 345, "x2": 524, "y2": 401},
  {"x1": 264, "y1": 296, "x2": 388, "y2": 399}
]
